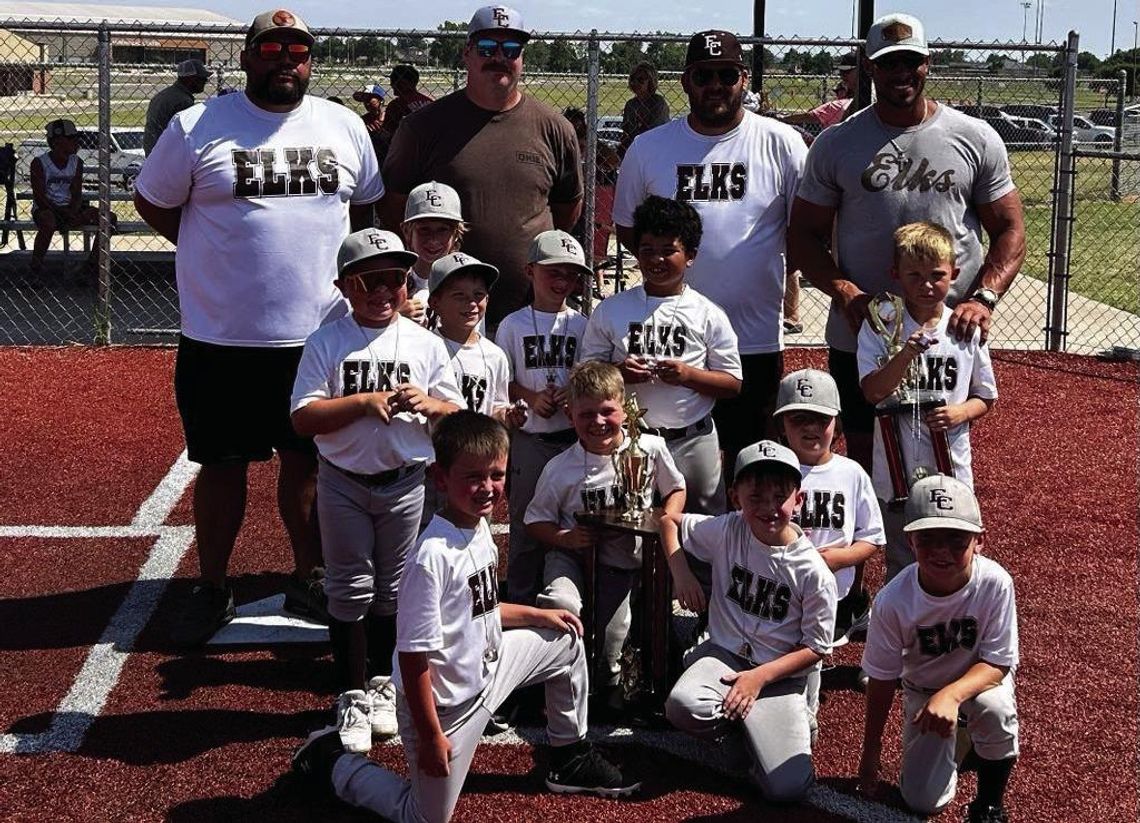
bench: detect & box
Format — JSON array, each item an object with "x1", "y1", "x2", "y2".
[{"x1": 0, "y1": 219, "x2": 152, "y2": 254}]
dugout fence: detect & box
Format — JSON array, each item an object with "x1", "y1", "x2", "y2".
[{"x1": 0, "y1": 20, "x2": 1134, "y2": 355}]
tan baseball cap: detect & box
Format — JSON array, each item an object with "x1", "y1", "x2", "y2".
[
  {"x1": 774, "y1": 369, "x2": 841, "y2": 417},
  {"x1": 865, "y1": 13, "x2": 928, "y2": 61},
  {"x1": 246, "y1": 8, "x2": 314, "y2": 47}
]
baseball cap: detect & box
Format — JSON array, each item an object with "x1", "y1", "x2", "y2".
[
  {"x1": 404, "y1": 181, "x2": 464, "y2": 224},
  {"x1": 337, "y1": 229, "x2": 418, "y2": 276},
  {"x1": 528, "y1": 230, "x2": 592, "y2": 276},
  {"x1": 685, "y1": 30, "x2": 746, "y2": 68},
  {"x1": 429, "y1": 252, "x2": 499, "y2": 296},
  {"x1": 865, "y1": 13, "x2": 929, "y2": 61},
  {"x1": 774, "y1": 369, "x2": 842, "y2": 417},
  {"x1": 903, "y1": 475, "x2": 984, "y2": 534},
  {"x1": 836, "y1": 51, "x2": 859, "y2": 72},
  {"x1": 733, "y1": 440, "x2": 801, "y2": 484},
  {"x1": 467, "y1": 5, "x2": 530, "y2": 43},
  {"x1": 352, "y1": 84, "x2": 387, "y2": 102},
  {"x1": 246, "y1": 8, "x2": 314, "y2": 47},
  {"x1": 176, "y1": 58, "x2": 211, "y2": 79},
  {"x1": 45, "y1": 118, "x2": 78, "y2": 140}
]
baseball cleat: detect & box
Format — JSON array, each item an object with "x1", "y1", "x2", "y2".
[
  {"x1": 292, "y1": 724, "x2": 345, "y2": 795},
  {"x1": 366, "y1": 675, "x2": 398, "y2": 738},
  {"x1": 335, "y1": 689, "x2": 373, "y2": 754},
  {"x1": 170, "y1": 583, "x2": 235, "y2": 647},
  {"x1": 545, "y1": 741, "x2": 640, "y2": 798}
]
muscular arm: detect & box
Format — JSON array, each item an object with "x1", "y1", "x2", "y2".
[
  {"x1": 787, "y1": 197, "x2": 872, "y2": 333},
  {"x1": 134, "y1": 191, "x2": 181, "y2": 245},
  {"x1": 550, "y1": 198, "x2": 583, "y2": 233}
]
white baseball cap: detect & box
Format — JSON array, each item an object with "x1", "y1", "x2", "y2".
[
  {"x1": 527, "y1": 230, "x2": 591, "y2": 276},
  {"x1": 733, "y1": 440, "x2": 801, "y2": 483},
  {"x1": 428, "y1": 252, "x2": 499, "y2": 296},
  {"x1": 404, "y1": 181, "x2": 464, "y2": 224},
  {"x1": 774, "y1": 369, "x2": 841, "y2": 417},
  {"x1": 865, "y1": 13, "x2": 929, "y2": 61},
  {"x1": 903, "y1": 475, "x2": 984, "y2": 534},
  {"x1": 467, "y1": 5, "x2": 530, "y2": 42},
  {"x1": 337, "y1": 229, "x2": 417, "y2": 276}
]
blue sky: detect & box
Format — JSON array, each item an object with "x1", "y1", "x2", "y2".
[{"x1": 91, "y1": 0, "x2": 1135, "y2": 57}]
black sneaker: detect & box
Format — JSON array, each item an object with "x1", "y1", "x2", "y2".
[
  {"x1": 545, "y1": 741, "x2": 640, "y2": 798},
  {"x1": 966, "y1": 801, "x2": 1009, "y2": 823},
  {"x1": 292, "y1": 725, "x2": 346, "y2": 795},
  {"x1": 170, "y1": 583, "x2": 235, "y2": 647},
  {"x1": 283, "y1": 569, "x2": 331, "y2": 624}
]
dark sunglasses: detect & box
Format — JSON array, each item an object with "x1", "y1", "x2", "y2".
[
  {"x1": 474, "y1": 38, "x2": 524, "y2": 60},
  {"x1": 343, "y1": 268, "x2": 407, "y2": 293},
  {"x1": 254, "y1": 41, "x2": 312, "y2": 62},
  {"x1": 690, "y1": 66, "x2": 742, "y2": 88},
  {"x1": 873, "y1": 52, "x2": 925, "y2": 71}
]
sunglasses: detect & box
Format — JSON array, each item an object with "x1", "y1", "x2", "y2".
[
  {"x1": 254, "y1": 41, "x2": 312, "y2": 62},
  {"x1": 474, "y1": 38, "x2": 524, "y2": 60},
  {"x1": 690, "y1": 66, "x2": 742, "y2": 88},
  {"x1": 343, "y1": 268, "x2": 408, "y2": 293},
  {"x1": 873, "y1": 52, "x2": 925, "y2": 71}
]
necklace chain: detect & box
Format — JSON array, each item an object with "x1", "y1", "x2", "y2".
[
  {"x1": 882, "y1": 99, "x2": 932, "y2": 160},
  {"x1": 356, "y1": 316, "x2": 401, "y2": 392}
]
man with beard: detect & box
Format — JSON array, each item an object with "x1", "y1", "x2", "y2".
[
  {"x1": 613, "y1": 30, "x2": 808, "y2": 478},
  {"x1": 788, "y1": 13, "x2": 1025, "y2": 471},
  {"x1": 135, "y1": 8, "x2": 385, "y2": 647},
  {"x1": 381, "y1": 5, "x2": 581, "y2": 329}
]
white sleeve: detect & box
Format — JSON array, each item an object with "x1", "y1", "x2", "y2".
[
  {"x1": 580, "y1": 300, "x2": 617, "y2": 363},
  {"x1": 799, "y1": 561, "x2": 838, "y2": 657},
  {"x1": 134, "y1": 112, "x2": 194, "y2": 209},
  {"x1": 977, "y1": 570, "x2": 1019, "y2": 669},
  {"x1": 856, "y1": 321, "x2": 887, "y2": 381},
  {"x1": 860, "y1": 594, "x2": 906, "y2": 680},
  {"x1": 396, "y1": 556, "x2": 444, "y2": 652},
  {"x1": 488, "y1": 345, "x2": 511, "y2": 410},
  {"x1": 347, "y1": 115, "x2": 385, "y2": 205},
  {"x1": 703, "y1": 305, "x2": 743, "y2": 379},
  {"x1": 652, "y1": 440, "x2": 686, "y2": 496},
  {"x1": 496, "y1": 316, "x2": 522, "y2": 380},
  {"x1": 968, "y1": 337, "x2": 998, "y2": 401},
  {"x1": 290, "y1": 333, "x2": 334, "y2": 412},
  {"x1": 782, "y1": 129, "x2": 809, "y2": 223},
  {"x1": 524, "y1": 463, "x2": 566, "y2": 525},
  {"x1": 678, "y1": 513, "x2": 722, "y2": 563},
  {"x1": 612, "y1": 140, "x2": 647, "y2": 228},
  {"x1": 426, "y1": 337, "x2": 464, "y2": 405},
  {"x1": 852, "y1": 468, "x2": 886, "y2": 545}
]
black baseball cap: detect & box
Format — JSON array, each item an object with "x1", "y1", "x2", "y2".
[{"x1": 685, "y1": 30, "x2": 746, "y2": 68}]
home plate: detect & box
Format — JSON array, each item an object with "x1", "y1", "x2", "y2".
[{"x1": 207, "y1": 594, "x2": 329, "y2": 645}]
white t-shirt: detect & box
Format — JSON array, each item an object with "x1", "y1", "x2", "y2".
[
  {"x1": 580, "y1": 285, "x2": 742, "y2": 429},
  {"x1": 393, "y1": 515, "x2": 504, "y2": 707},
  {"x1": 857, "y1": 307, "x2": 998, "y2": 500},
  {"x1": 290, "y1": 314, "x2": 463, "y2": 474},
  {"x1": 524, "y1": 434, "x2": 685, "y2": 570},
  {"x1": 614, "y1": 112, "x2": 807, "y2": 355},
  {"x1": 496, "y1": 306, "x2": 588, "y2": 434},
  {"x1": 136, "y1": 92, "x2": 385, "y2": 347},
  {"x1": 794, "y1": 454, "x2": 885, "y2": 599},
  {"x1": 437, "y1": 333, "x2": 510, "y2": 417},
  {"x1": 680, "y1": 513, "x2": 837, "y2": 665},
  {"x1": 862, "y1": 555, "x2": 1018, "y2": 691}
]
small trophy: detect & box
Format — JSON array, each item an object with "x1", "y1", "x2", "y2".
[
  {"x1": 612, "y1": 394, "x2": 652, "y2": 521},
  {"x1": 867, "y1": 293, "x2": 954, "y2": 506}
]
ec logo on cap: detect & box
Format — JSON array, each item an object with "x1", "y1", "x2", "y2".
[
  {"x1": 560, "y1": 238, "x2": 578, "y2": 254},
  {"x1": 425, "y1": 191, "x2": 443, "y2": 207},
  {"x1": 760, "y1": 443, "x2": 777, "y2": 458},
  {"x1": 796, "y1": 378, "x2": 813, "y2": 398},
  {"x1": 492, "y1": 6, "x2": 511, "y2": 26},
  {"x1": 704, "y1": 34, "x2": 723, "y2": 56},
  {"x1": 929, "y1": 488, "x2": 953, "y2": 511},
  {"x1": 366, "y1": 233, "x2": 390, "y2": 250}
]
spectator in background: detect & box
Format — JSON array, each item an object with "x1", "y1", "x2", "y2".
[
  {"x1": 781, "y1": 51, "x2": 858, "y2": 130},
  {"x1": 352, "y1": 83, "x2": 387, "y2": 160},
  {"x1": 382, "y1": 65, "x2": 434, "y2": 139},
  {"x1": 143, "y1": 58, "x2": 211, "y2": 155},
  {"x1": 619, "y1": 62, "x2": 670, "y2": 157}
]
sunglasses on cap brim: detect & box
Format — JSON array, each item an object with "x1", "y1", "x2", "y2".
[
  {"x1": 474, "y1": 38, "x2": 524, "y2": 60},
  {"x1": 690, "y1": 66, "x2": 743, "y2": 87},
  {"x1": 342, "y1": 268, "x2": 408, "y2": 292}
]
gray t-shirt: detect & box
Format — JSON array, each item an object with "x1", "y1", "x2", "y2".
[
  {"x1": 797, "y1": 104, "x2": 1015, "y2": 352},
  {"x1": 144, "y1": 83, "x2": 195, "y2": 155}
]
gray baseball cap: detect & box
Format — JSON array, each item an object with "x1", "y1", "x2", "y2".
[
  {"x1": 337, "y1": 229, "x2": 417, "y2": 276},
  {"x1": 865, "y1": 13, "x2": 929, "y2": 61},
  {"x1": 903, "y1": 475, "x2": 984, "y2": 534},
  {"x1": 429, "y1": 252, "x2": 499, "y2": 296},
  {"x1": 246, "y1": 8, "x2": 314, "y2": 47},
  {"x1": 45, "y1": 118, "x2": 78, "y2": 140},
  {"x1": 467, "y1": 5, "x2": 530, "y2": 42},
  {"x1": 404, "y1": 181, "x2": 464, "y2": 224},
  {"x1": 774, "y1": 369, "x2": 842, "y2": 417},
  {"x1": 527, "y1": 230, "x2": 592, "y2": 276},
  {"x1": 176, "y1": 58, "x2": 211, "y2": 79},
  {"x1": 734, "y1": 440, "x2": 802, "y2": 483}
]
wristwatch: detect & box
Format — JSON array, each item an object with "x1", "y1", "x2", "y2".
[{"x1": 969, "y1": 287, "x2": 1001, "y2": 311}]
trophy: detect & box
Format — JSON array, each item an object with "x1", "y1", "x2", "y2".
[
  {"x1": 612, "y1": 394, "x2": 653, "y2": 521},
  {"x1": 867, "y1": 293, "x2": 954, "y2": 506}
]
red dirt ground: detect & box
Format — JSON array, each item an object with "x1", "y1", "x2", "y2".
[{"x1": 0, "y1": 346, "x2": 1136, "y2": 822}]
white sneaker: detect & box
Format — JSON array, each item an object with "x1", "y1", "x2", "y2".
[
  {"x1": 366, "y1": 675, "x2": 398, "y2": 738},
  {"x1": 335, "y1": 689, "x2": 373, "y2": 754}
]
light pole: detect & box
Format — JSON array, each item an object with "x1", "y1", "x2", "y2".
[
  {"x1": 1021, "y1": 1, "x2": 1031, "y2": 42},
  {"x1": 1111, "y1": 0, "x2": 1117, "y2": 55},
  {"x1": 1133, "y1": 22, "x2": 1138, "y2": 102}
]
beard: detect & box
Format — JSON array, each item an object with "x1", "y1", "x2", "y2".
[
  {"x1": 693, "y1": 89, "x2": 743, "y2": 128},
  {"x1": 248, "y1": 69, "x2": 309, "y2": 105}
]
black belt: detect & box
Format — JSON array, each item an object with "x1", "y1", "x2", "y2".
[
  {"x1": 642, "y1": 414, "x2": 713, "y2": 443},
  {"x1": 321, "y1": 456, "x2": 422, "y2": 487},
  {"x1": 535, "y1": 428, "x2": 578, "y2": 445}
]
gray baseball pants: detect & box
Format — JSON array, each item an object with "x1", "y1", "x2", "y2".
[
  {"x1": 665, "y1": 422, "x2": 725, "y2": 516},
  {"x1": 318, "y1": 461, "x2": 425, "y2": 621},
  {"x1": 507, "y1": 430, "x2": 576, "y2": 604},
  {"x1": 537, "y1": 549, "x2": 638, "y2": 688},
  {"x1": 330, "y1": 626, "x2": 589, "y2": 823},
  {"x1": 665, "y1": 641, "x2": 815, "y2": 803},
  {"x1": 899, "y1": 674, "x2": 1019, "y2": 816}
]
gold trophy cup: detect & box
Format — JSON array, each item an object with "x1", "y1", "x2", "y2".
[{"x1": 612, "y1": 394, "x2": 652, "y2": 521}]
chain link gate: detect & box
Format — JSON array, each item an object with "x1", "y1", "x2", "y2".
[{"x1": 1, "y1": 20, "x2": 1127, "y2": 351}]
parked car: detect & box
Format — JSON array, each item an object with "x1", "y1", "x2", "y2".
[
  {"x1": 16, "y1": 129, "x2": 143, "y2": 191},
  {"x1": 954, "y1": 104, "x2": 1005, "y2": 120},
  {"x1": 1088, "y1": 108, "x2": 1119, "y2": 127},
  {"x1": 1001, "y1": 103, "x2": 1057, "y2": 121},
  {"x1": 1046, "y1": 114, "x2": 1115, "y2": 144},
  {"x1": 597, "y1": 127, "x2": 623, "y2": 150},
  {"x1": 596, "y1": 115, "x2": 623, "y2": 132},
  {"x1": 1007, "y1": 115, "x2": 1057, "y2": 142},
  {"x1": 981, "y1": 116, "x2": 1052, "y2": 150}
]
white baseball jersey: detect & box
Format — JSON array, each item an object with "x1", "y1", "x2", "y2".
[
  {"x1": 137, "y1": 93, "x2": 384, "y2": 347},
  {"x1": 794, "y1": 454, "x2": 885, "y2": 599},
  {"x1": 857, "y1": 307, "x2": 998, "y2": 500},
  {"x1": 525, "y1": 433, "x2": 685, "y2": 570},
  {"x1": 614, "y1": 111, "x2": 807, "y2": 354},
  {"x1": 393, "y1": 515, "x2": 503, "y2": 707},
  {"x1": 496, "y1": 306, "x2": 588, "y2": 434},
  {"x1": 37, "y1": 152, "x2": 79, "y2": 206},
  {"x1": 437, "y1": 333, "x2": 510, "y2": 417},
  {"x1": 862, "y1": 555, "x2": 1018, "y2": 691},
  {"x1": 679, "y1": 513, "x2": 837, "y2": 664},
  {"x1": 409, "y1": 272, "x2": 430, "y2": 327},
  {"x1": 580, "y1": 285, "x2": 742, "y2": 429},
  {"x1": 291, "y1": 314, "x2": 463, "y2": 474}
]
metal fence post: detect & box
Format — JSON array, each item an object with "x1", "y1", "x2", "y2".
[
  {"x1": 976, "y1": 77, "x2": 984, "y2": 108},
  {"x1": 95, "y1": 25, "x2": 112, "y2": 345},
  {"x1": 583, "y1": 30, "x2": 600, "y2": 314},
  {"x1": 1045, "y1": 31, "x2": 1079, "y2": 352},
  {"x1": 1111, "y1": 69, "x2": 1126, "y2": 202}
]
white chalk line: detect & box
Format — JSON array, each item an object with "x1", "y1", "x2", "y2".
[{"x1": 0, "y1": 451, "x2": 198, "y2": 755}]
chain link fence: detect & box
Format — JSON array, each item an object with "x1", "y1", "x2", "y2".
[{"x1": 0, "y1": 21, "x2": 1135, "y2": 353}]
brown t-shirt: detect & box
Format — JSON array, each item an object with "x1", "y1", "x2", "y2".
[{"x1": 383, "y1": 90, "x2": 582, "y2": 326}]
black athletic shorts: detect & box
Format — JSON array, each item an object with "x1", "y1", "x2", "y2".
[
  {"x1": 174, "y1": 335, "x2": 315, "y2": 465},
  {"x1": 828, "y1": 347, "x2": 876, "y2": 435}
]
